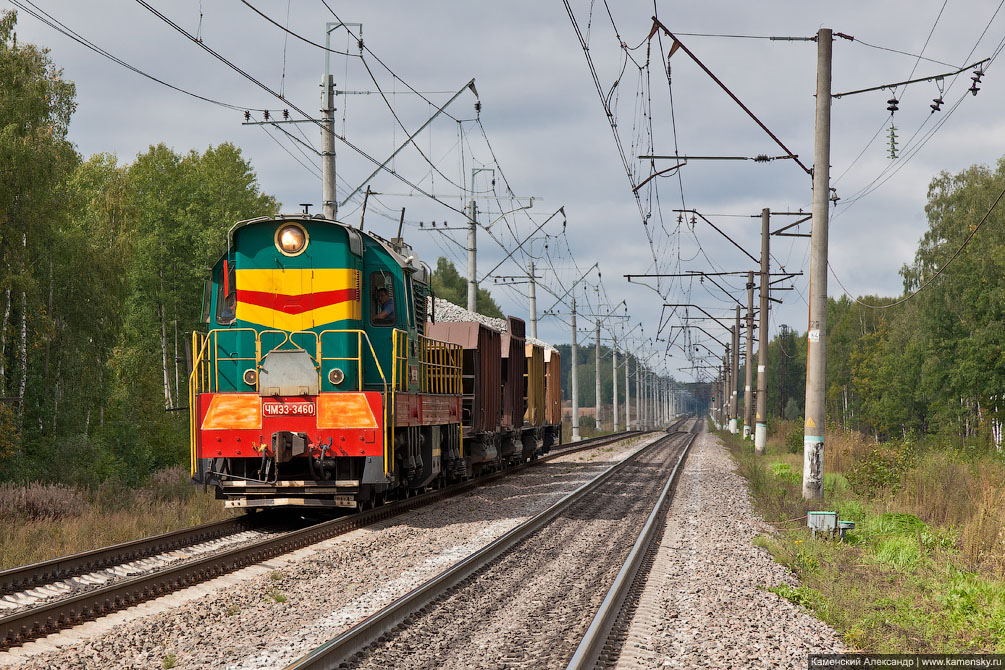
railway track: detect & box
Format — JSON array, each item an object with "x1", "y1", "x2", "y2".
[
  {"x1": 568, "y1": 418, "x2": 703, "y2": 670},
  {"x1": 281, "y1": 421, "x2": 697, "y2": 670},
  {"x1": 0, "y1": 428, "x2": 659, "y2": 650}
]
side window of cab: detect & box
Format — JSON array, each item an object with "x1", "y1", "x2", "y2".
[
  {"x1": 216, "y1": 262, "x2": 237, "y2": 326},
  {"x1": 370, "y1": 272, "x2": 396, "y2": 326}
]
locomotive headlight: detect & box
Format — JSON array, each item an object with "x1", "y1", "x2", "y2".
[
  {"x1": 275, "y1": 223, "x2": 308, "y2": 256},
  {"x1": 243, "y1": 368, "x2": 258, "y2": 387},
  {"x1": 328, "y1": 368, "x2": 345, "y2": 385}
]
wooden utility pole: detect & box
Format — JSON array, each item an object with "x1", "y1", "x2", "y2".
[{"x1": 803, "y1": 28, "x2": 832, "y2": 500}]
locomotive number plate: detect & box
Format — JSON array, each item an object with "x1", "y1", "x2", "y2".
[{"x1": 263, "y1": 402, "x2": 316, "y2": 417}]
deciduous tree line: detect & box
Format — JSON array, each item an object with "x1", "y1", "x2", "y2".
[
  {"x1": 0, "y1": 13, "x2": 277, "y2": 484},
  {"x1": 750, "y1": 159, "x2": 1005, "y2": 447}
]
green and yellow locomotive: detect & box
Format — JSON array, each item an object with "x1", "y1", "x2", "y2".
[{"x1": 190, "y1": 214, "x2": 464, "y2": 510}]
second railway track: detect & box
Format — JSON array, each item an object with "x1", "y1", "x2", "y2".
[
  {"x1": 0, "y1": 428, "x2": 663, "y2": 650},
  {"x1": 283, "y1": 421, "x2": 697, "y2": 670}
]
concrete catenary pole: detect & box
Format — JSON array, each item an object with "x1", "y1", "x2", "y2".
[
  {"x1": 625, "y1": 351, "x2": 632, "y2": 430},
  {"x1": 731, "y1": 313, "x2": 740, "y2": 434},
  {"x1": 643, "y1": 368, "x2": 649, "y2": 429},
  {"x1": 595, "y1": 321, "x2": 602, "y2": 431},
  {"x1": 744, "y1": 271, "x2": 755, "y2": 439},
  {"x1": 528, "y1": 259, "x2": 538, "y2": 339},
  {"x1": 467, "y1": 199, "x2": 477, "y2": 312},
  {"x1": 571, "y1": 297, "x2": 581, "y2": 442},
  {"x1": 321, "y1": 75, "x2": 336, "y2": 220},
  {"x1": 654, "y1": 374, "x2": 659, "y2": 426},
  {"x1": 639, "y1": 367, "x2": 646, "y2": 429},
  {"x1": 722, "y1": 356, "x2": 729, "y2": 429},
  {"x1": 636, "y1": 361, "x2": 642, "y2": 429},
  {"x1": 803, "y1": 28, "x2": 832, "y2": 500},
  {"x1": 755, "y1": 208, "x2": 771, "y2": 455},
  {"x1": 612, "y1": 335, "x2": 619, "y2": 432}
]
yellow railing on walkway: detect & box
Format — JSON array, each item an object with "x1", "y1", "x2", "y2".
[
  {"x1": 189, "y1": 328, "x2": 390, "y2": 475},
  {"x1": 419, "y1": 335, "x2": 463, "y2": 395},
  {"x1": 191, "y1": 327, "x2": 461, "y2": 480}
]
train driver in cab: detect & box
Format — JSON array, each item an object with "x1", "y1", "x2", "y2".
[{"x1": 374, "y1": 286, "x2": 395, "y2": 324}]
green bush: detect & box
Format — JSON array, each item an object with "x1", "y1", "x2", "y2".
[
  {"x1": 785, "y1": 426, "x2": 804, "y2": 454},
  {"x1": 874, "y1": 535, "x2": 921, "y2": 570},
  {"x1": 770, "y1": 461, "x2": 800, "y2": 485},
  {"x1": 792, "y1": 547, "x2": 821, "y2": 575},
  {"x1": 837, "y1": 499, "x2": 867, "y2": 522},
  {"x1": 769, "y1": 583, "x2": 824, "y2": 610},
  {"x1": 863, "y1": 512, "x2": 927, "y2": 536},
  {"x1": 847, "y1": 444, "x2": 914, "y2": 497}
]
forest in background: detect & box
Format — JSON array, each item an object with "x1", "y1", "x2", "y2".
[
  {"x1": 0, "y1": 13, "x2": 279, "y2": 485},
  {"x1": 744, "y1": 158, "x2": 1005, "y2": 448}
]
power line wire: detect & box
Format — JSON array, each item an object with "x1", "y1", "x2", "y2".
[
  {"x1": 9, "y1": 0, "x2": 270, "y2": 112},
  {"x1": 133, "y1": 0, "x2": 468, "y2": 218}
]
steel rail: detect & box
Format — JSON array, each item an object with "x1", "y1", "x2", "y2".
[
  {"x1": 0, "y1": 515, "x2": 265, "y2": 596},
  {"x1": 566, "y1": 421, "x2": 700, "y2": 670},
  {"x1": 0, "y1": 429, "x2": 644, "y2": 649},
  {"x1": 1, "y1": 429, "x2": 640, "y2": 599},
  {"x1": 282, "y1": 428, "x2": 690, "y2": 670}
]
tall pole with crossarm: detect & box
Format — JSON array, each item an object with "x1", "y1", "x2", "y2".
[{"x1": 803, "y1": 28, "x2": 832, "y2": 500}]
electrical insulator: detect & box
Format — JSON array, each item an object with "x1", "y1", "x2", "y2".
[
  {"x1": 283, "y1": 109, "x2": 289, "y2": 120},
  {"x1": 474, "y1": 101, "x2": 481, "y2": 115},
  {"x1": 930, "y1": 97, "x2": 944, "y2": 113},
  {"x1": 887, "y1": 124, "x2": 898, "y2": 160},
  {"x1": 886, "y1": 97, "x2": 899, "y2": 113},
  {"x1": 263, "y1": 110, "x2": 270, "y2": 121},
  {"x1": 243, "y1": 110, "x2": 250, "y2": 122},
  {"x1": 971, "y1": 69, "x2": 984, "y2": 96},
  {"x1": 753, "y1": 154, "x2": 770, "y2": 163}
]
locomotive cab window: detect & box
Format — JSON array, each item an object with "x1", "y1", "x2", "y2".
[
  {"x1": 215, "y1": 263, "x2": 237, "y2": 326},
  {"x1": 370, "y1": 272, "x2": 396, "y2": 326}
]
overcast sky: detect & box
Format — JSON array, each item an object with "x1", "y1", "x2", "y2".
[{"x1": 10, "y1": 1, "x2": 1005, "y2": 384}]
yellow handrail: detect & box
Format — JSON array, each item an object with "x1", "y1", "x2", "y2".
[
  {"x1": 319, "y1": 328, "x2": 391, "y2": 476},
  {"x1": 417, "y1": 334, "x2": 462, "y2": 395},
  {"x1": 191, "y1": 327, "x2": 462, "y2": 481},
  {"x1": 190, "y1": 327, "x2": 394, "y2": 476}
]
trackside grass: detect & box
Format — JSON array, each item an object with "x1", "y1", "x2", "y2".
[
  {"x1": 722, "y1": 422, "x2": 1005, "y2": 652},
  {"x1": 0, "y1": 466, "x2": 235, "y2": 570}
]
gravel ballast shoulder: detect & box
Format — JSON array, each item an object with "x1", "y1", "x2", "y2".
[
  {"x1": 0, "y1": 434, "x2": 659, "y2": 670},
  {"x1": 612, "y1": 430, "x2": 845, "y2": 669}
]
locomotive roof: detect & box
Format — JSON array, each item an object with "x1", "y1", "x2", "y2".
[{"x1": 226, "y1": 214, "x2": 427, "y2": 280}]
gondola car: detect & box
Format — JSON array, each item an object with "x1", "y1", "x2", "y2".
[{"x1": 189, "y1": 214, "x2": 560, "y2": 510}]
